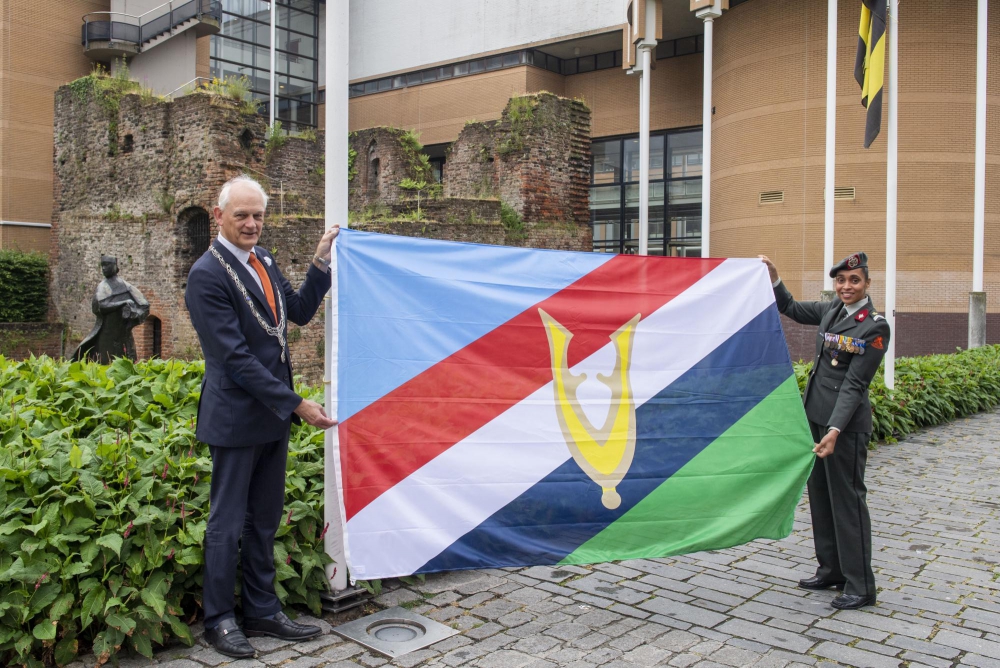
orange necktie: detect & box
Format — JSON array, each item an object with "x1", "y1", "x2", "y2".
[{"x1": 247, "y1": 252, "x2": 278, "y2": 323}]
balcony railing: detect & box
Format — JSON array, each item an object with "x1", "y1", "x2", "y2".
[{"x1": 82, "y1": 0, "x2": 221, "y2": 51}]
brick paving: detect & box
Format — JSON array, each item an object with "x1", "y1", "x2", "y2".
[{"x1": 88, "y1": 410, "x2": 1000, "y2": 667}]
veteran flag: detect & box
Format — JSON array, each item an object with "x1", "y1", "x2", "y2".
[
  {"x1": 855, "y1": 0, "x2": 887, "y2": 148},
  {"x1": 333, "y1": 230, "x2": 814, "y2": 579}
]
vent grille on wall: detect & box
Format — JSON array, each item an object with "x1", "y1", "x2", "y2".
[
  {"x1": 824, "y1": 186, "x2": 857, "y2": 201},
  {"x1": 759, "y1": 190, "x2": 784, "y2": 204}
]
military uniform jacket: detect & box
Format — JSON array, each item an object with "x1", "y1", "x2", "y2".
[{"x1": 774, "y1": 281, "x2": 891, "y2": 433}]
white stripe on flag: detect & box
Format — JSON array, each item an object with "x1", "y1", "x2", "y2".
[{"x1": 343, "y1": 259, "x2": 777, "y2": 579}]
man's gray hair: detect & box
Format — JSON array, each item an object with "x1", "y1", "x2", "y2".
[{"x1": 218, "y1": 174, "x2": 269, "y2": 211}]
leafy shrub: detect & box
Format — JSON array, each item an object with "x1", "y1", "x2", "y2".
[
  {"x1": 265, "y1": 121, "x2": 288, "y2": 163},
  {"x1": 793, "y1": 344, "x2": 1000, "y2": 445},
  {"x1": 0, "y1": 250, "x2": 48, "y2": 323},
  {"x1": 0, "y1": 357, "x2": 332, "y2": 667}
]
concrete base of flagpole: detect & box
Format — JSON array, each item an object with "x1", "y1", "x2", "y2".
[
  {"x1": 320, "y1": 586, "x2": 371, "y2": 614},
  {"x1": 969, "y1": 291, "x2": 987, "y2": 349},
  {"x1": 820, "y1": 290, "x2": 836, "y2": 302}
]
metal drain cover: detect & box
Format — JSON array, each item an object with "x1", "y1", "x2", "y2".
[{"x1": 332, "y1": 606, "x2": 459, "y2": 658}]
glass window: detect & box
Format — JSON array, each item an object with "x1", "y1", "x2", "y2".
[
  {"x1": 562, "y1": 59, "x2": 578, "y2": 75},
  {"x1": 392, "y1": 75, "x2": 406, "y2": 88},
  {"x1": 590, "y1": 185, "x2": 621, "y2": 252},
  {"x1": 453, "y1": 62, "x2": 469, "y2": 76},
  {"x1": 591, "y1": 139, "x2": 621, "y2": 185},
  {"x1": 485, "y1": 56, "x2": 503, "y2": 70},
  {"x1": 407, "y1": 71, "x2": 422, "y2": 85},
  {"x1": 589, "y1": 130, "x2": 702, "y2": 255},
  {"x1": 668, "y1": 131, "x2": 703, "y2": 177},
  {"x1": 596, "y1": 52, "x2": 615, "y2": 70},
  {"x1": 578, "y1": 55, "x2": 596, "y2": 73},
  {"x1": 623, "y1": 135, "x2": 663, "y2": 183},
  {"x1": 378, "y1": 78, "x2": 392, "y2": 92},
  {"x1": 657, "y1": 40, "x2": 675, "y2": 59},
  {"x1": 503, "y1": 52, "x2": 521, "y2": 67},
  {"x1": 469, "y1": 59, "x2": 485, "y2": 73},
  {"x1": 213, "y1": 0, "x2": 318, "y2": 126},
  {"x1": 676, "y1": 36, "x2": 698, "y2": 56},
  {"x1": 422, "y1": 68, "x2": 438, "y2": 83}
]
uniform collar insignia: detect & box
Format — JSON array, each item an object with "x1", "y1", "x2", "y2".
[{"x1": 855, "y1": 309, "x2": 869, "y2": 322}]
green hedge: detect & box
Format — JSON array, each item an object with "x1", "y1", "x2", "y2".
[
  {"x1": 0, "y1": 357, "x2": 331, "y2": 667},
  {"x1": 0, "y1": 250, "x2": 48, "y2": 323},
  {"x1": 794, "y1": 344, "x2": 1000, "y2": 444}
]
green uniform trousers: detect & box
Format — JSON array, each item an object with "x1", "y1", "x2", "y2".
[{"x1": 807, "y1": 421, "x2": 876, "y2": 597}]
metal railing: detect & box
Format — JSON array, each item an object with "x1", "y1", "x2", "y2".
[
  {"x1": 82, "y1": 0, "x2": 221, "y2": 49},
  {"x1": 165, "y1": 76, "x2": 212, "y2": 98}
]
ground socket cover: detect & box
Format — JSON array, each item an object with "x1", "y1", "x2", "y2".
[{"x1": 332, "y1": 606, "x2": 458, "y2": 658}]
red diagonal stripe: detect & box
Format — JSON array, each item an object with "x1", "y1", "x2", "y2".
[{"x1": 340, "y1": 254, "x2": 724, "y2": 520}]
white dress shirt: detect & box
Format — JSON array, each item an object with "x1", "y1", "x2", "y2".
[{"x1": 216, "y1": 233, "x2": 264, "y2": 294}]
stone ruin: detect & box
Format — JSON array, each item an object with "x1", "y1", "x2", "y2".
[{"x1": 50, "y1": 87, "x2": 593, "y2": 381}]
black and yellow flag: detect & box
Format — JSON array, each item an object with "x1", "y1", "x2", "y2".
[{"x1": 854, "y1": 0, "x2": 887, "y2": 148}]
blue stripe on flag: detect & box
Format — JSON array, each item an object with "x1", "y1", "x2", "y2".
[
  {"x1": 416, "y1": 304, "x2": 793, "y2": 573},
  {"x1": 336, "y1": 229, "x2": 613, "y2": 422}
]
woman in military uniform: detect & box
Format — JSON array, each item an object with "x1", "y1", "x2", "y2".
[{"x1": 759, "y1": 251, "x2": 890, "y2": 610}]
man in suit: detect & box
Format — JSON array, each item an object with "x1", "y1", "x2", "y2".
[
  {"x1": 759, "y1": 252, "x2": 890, "y2": 610},
  {"x1": 185, "y1": 175, "x2": 339, "y2": 657}
]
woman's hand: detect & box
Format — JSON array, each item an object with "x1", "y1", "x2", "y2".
[
  {"x1": 758, "y1": 255, "x2": 779, "y2": 283},
  {"x1": 814, "y1": 429, "x2": 838, "y2": 458}
]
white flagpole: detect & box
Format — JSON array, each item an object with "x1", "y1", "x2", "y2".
[
  {"x1": 324, "y1": 0, "x2": 349, "y2": 592},
  {"x1": 970, "y1": 0, "x2": 988, "y2": 348},
  {"x1": 823, "y1": 0, "x2": 837, "y2": 295},
  {"x1": 884, "y1": 0, "x2": 898, "y2": 390},
  {"x1": 269, "y1": 0, "x2": 276, "y2": 128}
]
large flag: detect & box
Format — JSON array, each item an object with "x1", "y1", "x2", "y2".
[
  {"x1": 855, "y1": 0, "x2": 887, "y2": 148},
  {"x1": 333, "y1": 230, "x2": 814, "y2": 580}
]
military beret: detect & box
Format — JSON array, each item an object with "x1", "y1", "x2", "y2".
[{"x1": 829, "y1": 251, "x2": 868, "y2": 278}]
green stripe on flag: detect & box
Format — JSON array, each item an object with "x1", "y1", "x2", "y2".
[{"x1": 561, "y1": 375, "x2": 814, "y2": 565}]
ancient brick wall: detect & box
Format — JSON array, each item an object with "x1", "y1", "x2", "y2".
[
  {"x1": 0, "y1": 323, "x2": 65, "y2": 359},
  {"x1": 444, "y1": 122, "x2": 497, "y2": 199},
  {"x1": 348, "y1": 127, "x2": 430, "y2": 211},
  {"x1": 445, "y1": 93, "x2": 592, "y2": 232},
  {"x1": 50, "y1": 88, "x2": 334, "y2": 380}
]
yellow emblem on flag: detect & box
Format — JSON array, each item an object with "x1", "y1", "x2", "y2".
[{"x1": 539, "y1": 309, "x2": 641, "y2": 510}]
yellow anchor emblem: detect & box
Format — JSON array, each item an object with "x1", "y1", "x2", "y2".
[{"x1": 539, "y1": 309, "x2": 641, "y2": 510}]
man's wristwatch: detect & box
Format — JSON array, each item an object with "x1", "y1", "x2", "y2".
[{"x1": 313, "y1": 255, "x2": 331, "y2": 267}]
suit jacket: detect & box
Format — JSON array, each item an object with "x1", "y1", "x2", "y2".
[
  {"x1": 185, "y1": 240, "x2": 331, "y2": 447},
  {"x1": 774, "y1": 281, "x2": 891, "y2": 433}
]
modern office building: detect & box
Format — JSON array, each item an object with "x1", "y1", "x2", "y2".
[
  {"x1": 0, "y1": 0, "x2": 997, "y2": 355},
  {"x1": 342, "y1": 0, "x2": 999, "y2": 355}
]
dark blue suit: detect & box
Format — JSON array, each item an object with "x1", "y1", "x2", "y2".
[{"x1": 185, "y1": 240, "x2": 330, "y2": 629}]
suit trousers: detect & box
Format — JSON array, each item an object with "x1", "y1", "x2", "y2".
[
  {"x1": 807, "y1": 421, "x2": 875, "y2": 596},
  {"x1": 203, "y1": 435, "x2": 289, "y2": 629}
]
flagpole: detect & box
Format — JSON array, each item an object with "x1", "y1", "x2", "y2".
[
  {"x1": 696, "y1": 1, "x2": 722, "y2": 258},
  {"x1": 823, "y1": 0, "x2": 837, "y2": 297},
  {"x1": 269, "y1": 0, "x2": 276, "y2": 128},
  {"x1": 638, "y1": 42, "x2": 651, "y2": 256},
  {"x1": 884, "y1": 0, "x2": 898, "y2": 390},
  {"x1": 970, "y1": 0, "x2": 988, "y2": 348},
  {"x1": 324, "y1": 0, "x2": 349, "y2": 592}
]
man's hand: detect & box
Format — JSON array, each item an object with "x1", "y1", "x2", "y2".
[
  {"x1": 294, "y1": 399, "x2": 337, "y2": 429},
  {"x1": 313, "y1": 225, "x2": 341, "y2": 268},
  {"x1": 813, "y1": 429, "x2": 837, "y2": 458},
  {"x1": 758, "y1": 255, "x2": 779, "y2": 283}
]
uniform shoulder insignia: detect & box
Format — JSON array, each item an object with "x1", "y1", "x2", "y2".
[
  {"x1": 871, "y1": 335, "x2": 885, "y2": 350},
  {"x1": 872, "y1": 314, "x2": 885, "y2": 321}
]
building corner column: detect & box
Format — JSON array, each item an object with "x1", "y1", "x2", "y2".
[
  {"x1": 970, "y1": 292, "x2": 987, "y2": 349},
  {"x1": 823, "y1": 0, "x2": 838, "y2": 298}
]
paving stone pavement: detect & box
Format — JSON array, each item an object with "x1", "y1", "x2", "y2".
[{"x1": 115, "y1": 411, "x2": 1000, "y2": 667}]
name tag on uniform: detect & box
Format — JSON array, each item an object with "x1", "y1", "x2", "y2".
[{"x1": 823, "y1": 332, "x2": 867, "y2": 355}]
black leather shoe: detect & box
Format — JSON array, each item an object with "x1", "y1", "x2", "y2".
[
  {"x1": 798, "y1": 576, "x2": 846, "y2": 591},
  {"x1": 204, "y1": 618, "x2": 255, "y2": 659},
  {"x1": 831, "y1": 593, "x2": 877, "y2": 609},
  {"x1": 243, "y1": 611, "x2": 321, "y2": 641}
]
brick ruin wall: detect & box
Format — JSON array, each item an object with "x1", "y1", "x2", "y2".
[
  {"x1": 50, "y1": 89, "x2": 329, "y2": 381},
  {"x1": 45, "y1": 89, "x2": 594, "y2": 381}
]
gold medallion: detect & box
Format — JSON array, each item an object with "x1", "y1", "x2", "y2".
[{"x1": 831, "y1": 359, "x2": 838, "y2": 366}]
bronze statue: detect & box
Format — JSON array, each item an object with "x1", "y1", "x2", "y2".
[{"x1": 73, "y1": 256, "x2": 150, "y2": 363}]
